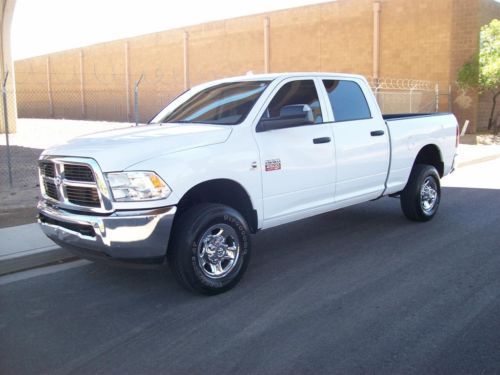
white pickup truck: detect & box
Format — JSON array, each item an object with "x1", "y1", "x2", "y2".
[{"x1": 38, "y1": 73, "x2": 458, "y2": 294}]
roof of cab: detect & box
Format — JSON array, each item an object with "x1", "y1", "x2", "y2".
[
  {"x1": 218, "y1": 72, "x2": 366, "y2": 81},
  {"x1": 197, "y1": 72, "x2": 367, "y2": 86}
]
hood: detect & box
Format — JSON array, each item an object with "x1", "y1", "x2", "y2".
[{"x1": 42, "y1": 123, "x2": 232, "y2": 171}]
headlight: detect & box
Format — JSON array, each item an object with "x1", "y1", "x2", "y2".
[{"x1": 106, "y1": 171, "x2": 171, "y2": 201}]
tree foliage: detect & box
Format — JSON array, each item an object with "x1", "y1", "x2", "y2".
[
  {"x1": 457, "y1": 19, "x2": 500, "y2": 130},
  {"x1": 457, "y1": 19, "x2": 500, "y2": 92},
  {"x1": 478, "y1": 19, "x2": 500, "y2": 91}
]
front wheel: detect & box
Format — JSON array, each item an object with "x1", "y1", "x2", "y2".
[
  {"x1": 168, "y1": 203, "x2": 251, "y2": 295},
  {"x1": 400, "y1": 164, "x2": 441, "y2": 222}
]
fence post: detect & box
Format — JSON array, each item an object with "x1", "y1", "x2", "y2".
[
  {"x1": 2, "y1": 71, "x2": 13, "y2": 189},
  {"x1": 134, "y1": 74, "x2": 144, "y2": 127},
  {"x1": 435, "y1": 83, "x2": 439, "y2": 112}
]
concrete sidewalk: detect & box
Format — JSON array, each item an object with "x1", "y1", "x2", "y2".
[
  {"x1": 0, "y1": 143, "x2": 500, "y2": 277},
  {"x1": 0, "y1": 223, "x2": 75, "y2": 276},
  {"x1": 456, "y1": 144, "x2": 500, "y2": 168}
]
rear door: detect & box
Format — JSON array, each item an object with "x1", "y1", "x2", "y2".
[
  {"x1": 253, "y1": 78, "x2": 335, "y2": 226},
  {"x1": 320, "y1": 78, "x2": 390, "y2": 203}
]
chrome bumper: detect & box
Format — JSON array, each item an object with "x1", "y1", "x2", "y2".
[{"x1": 38, "y1": 200, "x2": 177, "y2": 262}]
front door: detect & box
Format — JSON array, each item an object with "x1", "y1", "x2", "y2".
[{"x1": 253, "y1": 78, "x2": 335, "y2": 227}]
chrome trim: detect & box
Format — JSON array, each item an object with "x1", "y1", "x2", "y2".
[
  {"x1": 420, "y1": 176, "x2": 438, "y2": 213},
  {"x1": 38, "y1": 156, "x2": 114, "y2": 213},
  {"x1": 38, "y1": 200, "x2": 177, "y2": 259}
]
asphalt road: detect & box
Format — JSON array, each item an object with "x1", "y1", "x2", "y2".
[{"x1": 1, "y1": 160, "x2": 500, "y2": 374}]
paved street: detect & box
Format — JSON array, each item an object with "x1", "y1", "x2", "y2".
[{"x1": 1, "y1": 159, "x2": 500, "y2": 374}]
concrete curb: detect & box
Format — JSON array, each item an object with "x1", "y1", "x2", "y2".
[
  {"x1": 0, "y1": 245, "x2": 77, "y2": 276},
  {"x1": 0, "y1": 223, "x2": 77, "y2": 276}
]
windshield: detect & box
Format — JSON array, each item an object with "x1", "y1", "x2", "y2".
[{"x1": 151, "y1": 81, "x2": 269, "y2": 125}]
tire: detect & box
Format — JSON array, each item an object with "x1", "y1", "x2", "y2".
[
  {"x1": 167, "y1": 203, "x2": 251, "y2": 295},
  {"x1": 400, "y1": 164, "x2": 441, "y2": 222}
]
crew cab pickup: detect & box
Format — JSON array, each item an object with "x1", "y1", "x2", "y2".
[{"x1": 38, "y1": 73, "x2": 458, "y2": 294}]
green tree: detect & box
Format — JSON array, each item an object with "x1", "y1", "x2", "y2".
[{"x1": 457, "y1": 19, "x2": 500, "y2": 131}]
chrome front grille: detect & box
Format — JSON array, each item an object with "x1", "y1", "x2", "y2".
[
  {"x1": 65, "y1": 185, "x2": 100, "y2": 207},
  {"x1": 38, "y1": 157, "x2": 113, "y2": 213},
  {"x1": 40, "y1": 161, "x2": 55, "y2": 178},
  {"x1": 64, "y1": 164, "x2": 95, "y2": 182},
  {"x1": 44, "y1": 180, "x2": 59, "y2": 200}
]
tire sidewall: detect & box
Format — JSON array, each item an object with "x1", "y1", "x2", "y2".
[{"x1": 172, "y1": 204, "x2": 251, "y2": 294}]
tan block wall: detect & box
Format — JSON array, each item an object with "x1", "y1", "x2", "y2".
[
  {"x1": 13, "y1": 0, "x2": 496, "y2": 129},
  {"x1": 379, "y1": 1, "x2": 453, "y2": 83}
]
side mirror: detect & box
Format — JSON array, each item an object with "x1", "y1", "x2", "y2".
[{"x1": 257, "y1": 104, "x2": 314, "y2": 132}]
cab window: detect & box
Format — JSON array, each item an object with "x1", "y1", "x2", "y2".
[
  {"x1": 323, "y1": 80, "x2": 371, "y2": 122},
  {"x1": 261, "y1": 80, "x2": 323, "y2": 125}
]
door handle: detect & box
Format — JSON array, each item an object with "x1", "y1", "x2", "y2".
[
  {"x1": 370, "y1": 130, "x2": 385, "y2": 136},
  {"x1": 313, "y1": 137, "x2": 331, "y2": 144}
]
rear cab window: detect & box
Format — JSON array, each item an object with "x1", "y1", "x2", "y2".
[{"x1": 323, "y1": 80, "x2": 371, "y2": 122}]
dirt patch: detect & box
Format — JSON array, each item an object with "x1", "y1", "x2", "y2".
[{"x1": 477, "y1": 133, "x2": 500, "y2": 145}]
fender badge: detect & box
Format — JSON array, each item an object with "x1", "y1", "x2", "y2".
[{"x1": 265, "y1": 159, "x2": 281, "y2": 172}]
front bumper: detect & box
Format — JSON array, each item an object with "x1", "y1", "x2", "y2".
[{"x1": 38, "y1": 200, "x2": 177, "y2": 263}]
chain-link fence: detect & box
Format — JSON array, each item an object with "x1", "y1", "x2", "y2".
[
  {"x1": 368, "y1": 78, "x2": 451, "y2": 114},
  {"x1": 1, "y1": 75, "x2": 450, "y2": 192}
]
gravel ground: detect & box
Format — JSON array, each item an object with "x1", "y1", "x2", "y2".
[
  {"x1": 0, "y1": 145, "x2": 42, "y2": 191},
  {"x1": 0, "y1": 145, "x2": 41, "y2": 228}
]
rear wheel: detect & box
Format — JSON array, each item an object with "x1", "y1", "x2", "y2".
[
  {"x1": 400, "y1": 164, "x2": 441, "y2": 222},
  {"x1": 168, "y1": 203, "x2": 251, "y2": 295}
]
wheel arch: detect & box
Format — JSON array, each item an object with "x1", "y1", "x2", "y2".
[
  {"x1": 413, "y1": 144, "x2": 444, "y2": 177},
  {"x1": 175, "y1": 178, "x2": 259, "y2": 233}
]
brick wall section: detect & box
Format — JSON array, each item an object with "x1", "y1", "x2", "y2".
[{"x1": 13, "y1": 0, "x2": 499, "y2": 129}]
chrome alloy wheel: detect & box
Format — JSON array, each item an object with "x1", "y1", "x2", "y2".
[
  {"x1": 420, "y1": 177, "x2": 438, "y2": 213},
  {"x1": 197, "y1": 223, "x2": 240, "y2": 279}
]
